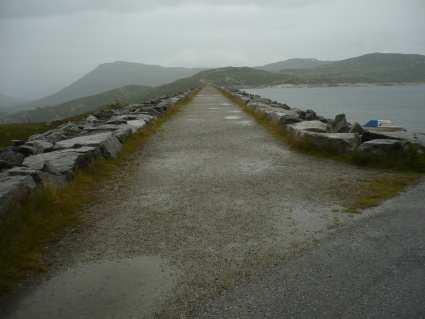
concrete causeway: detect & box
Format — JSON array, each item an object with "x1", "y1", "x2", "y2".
[{"x1": 3, "y1": 86, "x2": 424, "y2": 318}]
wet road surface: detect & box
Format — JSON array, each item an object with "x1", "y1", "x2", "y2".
[{"x1": 3, "y1": 86, "x2": 423, "y2": 318}]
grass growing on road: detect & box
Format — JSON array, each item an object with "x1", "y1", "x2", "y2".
[
  {"x1": 0, "y1": 91, "x2": 198, "y2": 295},
  {"x1": 344, "y1": 174, "x2": 420, "y2": 213}
]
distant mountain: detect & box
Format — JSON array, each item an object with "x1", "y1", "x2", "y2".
[
  {"x1": 195, "y1": 67, "x2": 293, "y2": 87},
  {"x1": 21, "y1": 62, "x2": 204, "y2": 110},
  {"x1": 257, "y1": 58, "x2": 329, "y2": 72},
  {"x1": 3, "y1": 76, "x2": 203, "y2": 123},
  {"x1": 0, "y1": 93, "x2": 25, "y2": 112},
  {"x1": 280, "y1": 53, "x2": 425, "y2": 83}
]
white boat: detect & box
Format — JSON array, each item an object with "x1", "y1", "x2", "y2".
[{"x1": 363, "y1": 119, "x2": 405, "y2": 132}]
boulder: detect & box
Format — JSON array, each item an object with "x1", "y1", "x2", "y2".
[
  {"x1": 294, "y1": 131, "x2": 360, "y2": 153},
  {"x1": 16, "y1": 145, "x2": 38, "y2": 156},
  {"x1": 0, "y1": 147, "x2": 25, "y2": 166},
  {"x1": 113, "y1": 126, "x2": 133, "y2": 143},
  {"x1": 86, "y1": 115, "x2": 99, "y2": 124},
  {"x1": 0, "y1": 174, "x2": 36, "y2": 217},
  {"x1": 358, "y1": 139, "x2": 404, "y2": 157},
  {"x1": 23, "y1": 147, "x2": 100, "y2": 179},
  {"x1": 126, "y1": 119, "x2": 147, "y2": 133},
  {"x1": 26, "y1": 140, "x2": 54, "y2": 153},
  {"x1": 6, "y1": 167, "x2": 66, "y2": 186},
  {"x1": 287, "y1": 120, "x2": 328, "y2": 133},
  {"x1": 274, "y1": 110, "x2": 302, "y2": 126},
  {"x1": 331, "y1": 114, "x2": 351, "y2": 133},
  {"x1": 0, "y1": 160, "x2": 13, "y2": 171},
  {"x1": 55, "y1": 132, "x2": 122, "y2": 158},
  {"x1": 304, "y1": 109, "x2": 318, "y2": 121},
  {"x1": 350, "y1": 122, "x2": 365, "y2": 135}
]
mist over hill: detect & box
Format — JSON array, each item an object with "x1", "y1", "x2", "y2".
[
  {"x1": 2, "y1": 52, "x2": 424, "y2": 123},
  {"x1": 0, "y1": 93, "x2": 25, "y2": 112},
  {"x1": 256, "y1": 58, "x2": 330, "y2": 72},
  {"x1": 279, "y1": 53, "x2": 425, "y2": 84},
  {"x1": 3, "y1": 76, "x2": 203, "y2": 123},
  {"x1": 19, "y1": 62, "x2": 204, "y2": 111},
  {"x1": 200, "y1": 53, "x2": 425, "y2": 87}
]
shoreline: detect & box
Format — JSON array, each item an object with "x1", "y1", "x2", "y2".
[{"x1": 244, "y1": 82, "x2": 425, "y2": 89}]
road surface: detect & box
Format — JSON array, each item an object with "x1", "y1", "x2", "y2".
[{"x1": 3, "y1": 86, "x2": 424, "y2": 318}]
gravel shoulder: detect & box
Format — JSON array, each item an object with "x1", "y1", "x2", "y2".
[{"x1": 2, "y1": 86, "x2": 420, "y2": 318}]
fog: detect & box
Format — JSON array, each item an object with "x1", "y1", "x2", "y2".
[{"x1": 1, "y1": 0, "x2": 424, "y2": 99}]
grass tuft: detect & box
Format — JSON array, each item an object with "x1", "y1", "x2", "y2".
[{"x1": 0, "y1": 90, "x2": 199, "y2": 295}]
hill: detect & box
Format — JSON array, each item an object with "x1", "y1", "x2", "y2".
[
  {"x1": 194, "y1": 67, "x2": 294, "y2": 87},
  {"x1": 0, "y1": 94, "x2": 25, "y2": 112},
  {"x1": 3, "y1": 76, "x2": 203, "y2": 123},
  {"x1": 257, "y1": 58, "x2": 329, "y2": 72},
  {"x1": 280, "y1": 53, "x2": 425, "y2": 83},
  {"x1": 20, "y1": 62, "x2": 204, "y2": 110}
]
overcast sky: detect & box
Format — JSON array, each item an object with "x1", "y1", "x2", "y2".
[{"x1": 1, "y1": 0, "x2": 424, "y2": 100}]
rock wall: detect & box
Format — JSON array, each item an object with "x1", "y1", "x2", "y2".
[
  {"x1": 221, "y1": 87, "x2": 425, "y2": 167},
  {"x1": 0, "y1": 91, "x2": 196, "y2": 217}
]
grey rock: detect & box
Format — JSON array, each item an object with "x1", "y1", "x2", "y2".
[
  {"x1": 358, "y1": 139, "x2": 404, "y2": 156},
  {"x1": 23, "y1": 147, "x2": 100, "y2": 179},
  {"x1": 7, "y1": 166, "x2": 67, "y2": 186},
  {"x1": 287, "y1": 120, "x2": 328, "y2": 133},
  {"x1": 273, "y1": 110, "x2": 302, "y2": 126},
  {"x1": 0, "y1": 174, "x2": 36, "y2": 217},
  {"x1": 0, "y1": 160, "x2": 13, "y2": 170},
  {"x1": 126, "y1": 119, "x2": 147, "y2": 133},
  {"x1": 114, "y1": 126, "x2": 133, "y2": 143},
  {"x1": 350, "y1": 122, "x2": 365, "y2": 135},
  {"x1": 295, "y1": 131, "x2": 361, "y2": 153},
  {"x1": 16, "y1": 145, "x2": 38, "y2": 156},
  {"x1": 0, "y1": 147, "x2": 25, "y2": 166},
  {"x1": 86, "y1": 115, "x2": 99, "y2": 124},
  {"x1": 55, "y1": 132, "x2": 122, "y2": 159},
  {"x1": 331, "y1": 114, "x2": 350, "y2": 133},
  {"x1": 26, "y1": 140, "x2": 54, "y2": 153},
  {"x1": 304, "y1": 109, "x2": 318, "y2": 121}
]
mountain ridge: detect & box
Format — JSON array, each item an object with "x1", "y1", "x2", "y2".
[{"x1": 20, "y1": 62, "x2": 204, "y2": 111}]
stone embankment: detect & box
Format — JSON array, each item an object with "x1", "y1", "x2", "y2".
[
  {"x1": 222, "y1": 87, "x2": 425, "y2": 166},
  {"x1": 0, "y1": 91, "x2": 195, "y2": 217}
]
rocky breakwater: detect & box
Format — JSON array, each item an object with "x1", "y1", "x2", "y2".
[
  {"x1": 221, "y1": 87, "x2": 425, "y2": 168},
  {"x1": 0, "y1": 91, "x2": 194, "y2": 217}
]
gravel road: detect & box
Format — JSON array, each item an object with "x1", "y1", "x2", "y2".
[{"x1": 2, "y1": 86, "x2": 422, "y2": 318}]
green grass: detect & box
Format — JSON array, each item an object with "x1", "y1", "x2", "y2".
[
  {"x1": 0, "y1": 90, "x2": 199, "y2": 295},
  {"x1": 344, "y1": 175, "x2": 420, "y2": 213},
  {"x1": 0, "y1": 122, "x2": 59, "y2": 148}
]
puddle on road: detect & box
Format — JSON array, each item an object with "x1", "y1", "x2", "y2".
[
  {"x1": 227, "y1": 110, "x2": 242, "y2": 113},
  {"x1": 208, "y1": 107, "x2": 219, "y2": 110},
  {"x1": 235, "y1": 120, "x2": 253, "y2": 126},
  {"x1": 7, "y1": 256, "x2": 176, "y2": 319},
  {"x1": 225, "y1": 115, "x2": 242, "y2": 120}
]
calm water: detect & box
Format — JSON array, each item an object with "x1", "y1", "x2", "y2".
[{"x1": 246, "y1": 85, "x2": 425, "y2": 131}]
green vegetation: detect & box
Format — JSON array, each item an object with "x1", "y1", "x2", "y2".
[
  {"x1": 201, "y1": 53, "x2": 425, "y2": 87},
  {"x1": 280, "y1": 53, "x2": 425, "y2": 84},
  {"x1": 19, "y1": 62, "x2": 204, "y2": 111},
  {"x1": 3, "y1": 77, "x2": 202, "y2": 123},
  {"x1": 345, "y1": 175, "x2": 420, "y2": 214},
  {"x1": 0, "y1": 122, "x2": 60, "y2": 148},
  {"x1": 257, "y1": 58, "x2": 329, "y2": 72},
  {"x1": 0, "y1": 90, "x2": 199, "y2": 295}
]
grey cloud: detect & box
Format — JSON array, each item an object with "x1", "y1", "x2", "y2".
[
  {"x1": 0, "y1": 0, "x2": 322, "y2": 18},
  {"x1": 0, "y1": 0, "x2": 424, "y2": 99}
]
